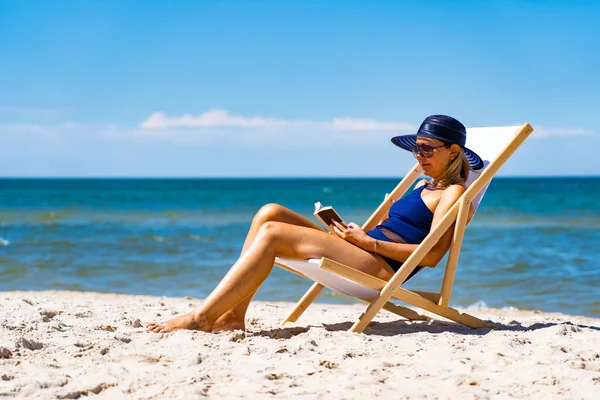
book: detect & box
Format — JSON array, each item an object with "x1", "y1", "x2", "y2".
[{"x1": 314, "y1": 202, "x2": 347, "y2": 233}]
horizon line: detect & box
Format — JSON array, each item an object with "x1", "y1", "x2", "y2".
[{"x1": 1, "y1": 175, "x2": 599, "y2": 180}]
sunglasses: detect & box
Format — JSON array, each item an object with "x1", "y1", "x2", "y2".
[{"x1": 411, "y1": 143, "x2": 447, "y2": 158}]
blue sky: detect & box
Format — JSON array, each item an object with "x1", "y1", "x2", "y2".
[{"x1": 1, "y1": 0, "x2": 598, "y2": 177}]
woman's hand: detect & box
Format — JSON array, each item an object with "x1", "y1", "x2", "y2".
[{"x1": 331, "y1": 221, "x2": 374, "y2": 250}]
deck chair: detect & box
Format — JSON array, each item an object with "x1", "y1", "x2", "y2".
[{"x1": 274, "y1": 123, "x2": 534, "y2": 333}]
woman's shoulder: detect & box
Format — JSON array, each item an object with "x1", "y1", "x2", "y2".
[{"x1": 440, "y1": 183, "x2": 467, "y2": 201}]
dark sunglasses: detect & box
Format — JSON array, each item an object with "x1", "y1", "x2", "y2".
[{"x1": 411, "y1": 143, "x2": 447, "y2": 158}]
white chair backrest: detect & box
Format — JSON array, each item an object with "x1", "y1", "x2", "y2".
[
  {"x1": 466, "y1": 126, "x2": 521, "y2": 162},
  {"x1": 465, "y1": 161, "x2": 489, "y2": 214},
  {"x1": 461, "y1": 126, "x2": 520, "y2": 214}
]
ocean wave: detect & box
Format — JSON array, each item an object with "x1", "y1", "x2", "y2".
[
  {"x1": 188, "y1": 234, "x2": 214, "y2": 242},
  {"x1": 0, "y1": 237, "x2": 9, "y2": 247},
  {"x1": 471, "y1": 216, "x2": 600, "y2": 229},
  {"x1": 462, "y1": 300, "x2": 520, "y2": 312},
  {"x1": 465, "y1": 300, "x2": 488, "y2": 309},
  {"x1": 1, "y1": 209, "x2": 256, "y2": 228}
]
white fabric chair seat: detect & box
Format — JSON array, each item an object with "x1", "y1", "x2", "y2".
[{"x1": 275, "y1": 257, "x2": 380, "y2": 299}]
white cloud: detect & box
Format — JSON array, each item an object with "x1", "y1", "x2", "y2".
[
  {"x1": 532, "y1": 126, "x2": 595, "y2": 138},
  {"x1": 2, "y1": 113, "x2": 596, "y2": 152},
  {"x1": 331, "y1": 118, "x2": 414, "y2": 131},
  {"x1": 139, "y1": 109, "x2": 415, "y2": 132},
  {"x1": 140, "y1": 109, "x2": 301, "y2": 130},
  {"x1": 2, "y1": 115, "x2": 599, "y2": 176}
]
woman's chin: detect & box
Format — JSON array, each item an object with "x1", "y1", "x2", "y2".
[{"x1": 421, "y1": 168, "x2": 439, "y2": 180}]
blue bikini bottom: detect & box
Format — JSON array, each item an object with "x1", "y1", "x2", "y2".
[{"x1": 365, "y1": 227, "x2": 424, "y2": 283}]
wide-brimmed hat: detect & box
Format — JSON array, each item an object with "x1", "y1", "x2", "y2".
[{"x1": 391, "y1": 115, "x2": 484, "y2": 170}]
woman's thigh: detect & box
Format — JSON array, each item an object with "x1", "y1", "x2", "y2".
[
  {"x1": 264, "y1": 222, "x2": 395, "y2": 281},
  {"x1": 257, "y1": 203, "x2": 323, "y2": 231}
]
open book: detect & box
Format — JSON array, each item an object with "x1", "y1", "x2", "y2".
[{"x1": 314, "y1": 202, "x2": 347, "y2": 233}]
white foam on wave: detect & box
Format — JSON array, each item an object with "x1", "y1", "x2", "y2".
[
  {"x1": 464, "y1": 300, "x2": 520, "y2": 312},
  {"x1": 466, "y1": 300, "x2": 489, "y2": 310},
  {"x1": 0, "y1": 237, "x2": 9, "y2": 247}
]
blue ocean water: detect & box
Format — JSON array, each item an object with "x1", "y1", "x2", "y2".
[{"x1": 0, "y1": 178, "x2": 598, "y2": 317}]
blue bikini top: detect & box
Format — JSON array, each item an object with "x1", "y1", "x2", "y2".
[{"x1": 367, "y1": 185, "x2": 434, "y2": 244}]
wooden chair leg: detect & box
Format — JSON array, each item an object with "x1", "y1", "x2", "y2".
[
  {"x1": 359, "y1": 298, "x2": 430, "y2": 321},
  {"x1": 385, "y1": 287, "x2": 491, "y2": 329},
  {"x1": 280, "y1": 283, "x2": 324, "y2": 326},
  {"x1": 351, "y1": 293, "x2": 394, "y2": 333},
  {"x1": 383, "y1": 302, "x2": 430, "y2": 321},
  {"x1": 430, "y1": 306, "x2": 490, "y2": 329}
]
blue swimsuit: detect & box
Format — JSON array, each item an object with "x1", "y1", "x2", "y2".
[{"x1": 366, "y1": 185, "x2": 434, "y2": 282}]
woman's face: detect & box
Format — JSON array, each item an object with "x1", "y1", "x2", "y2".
[{"x1": 413, "y1": 137, "x2": 460, "y2": 180}]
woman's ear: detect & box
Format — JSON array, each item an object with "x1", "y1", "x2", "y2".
[{"x1": 449, "y1": 144, "x2": 460, "y2": 160}]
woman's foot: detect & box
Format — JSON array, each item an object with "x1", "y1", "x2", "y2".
[
  {"x1": 146, "y1": 311, "x2": 212, "y2": 333},
  {"x1": 211, "y1": 310, "x2": 246, "y2": 332}
]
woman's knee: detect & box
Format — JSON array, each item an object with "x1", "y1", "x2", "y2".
[
  {"x1": 255, "y1": 221, "x2": 285, "y2": 244},
  {"x1": 253, "y1": 203, "x2": 288, "y2": 225}
]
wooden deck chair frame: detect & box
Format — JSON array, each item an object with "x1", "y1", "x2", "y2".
[{"x1": 274, "y1": 123, "x2": 534, "y2": 333}]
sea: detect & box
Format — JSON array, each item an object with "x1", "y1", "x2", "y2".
[{"x1": 1, "y1": 178, "x2": 598, "y2": 317}]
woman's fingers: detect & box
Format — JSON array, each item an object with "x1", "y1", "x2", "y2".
[
  {"x1": 332, "y1": 220, "x2": 346, "y2": 232},
  {"x1": 331, "y1": 222, "x2": 344, "y2": 237},
  {"x1": 332, "y1": 224, "x2": 344, "y2": 237},
  {"x1": 333, "y1": 220, "x2": 361, "y2": 243},
  {"x1": 331, "y1": 220, "x2": 367, "y2": 246}
]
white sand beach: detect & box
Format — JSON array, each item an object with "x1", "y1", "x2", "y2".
[{"x1": 1, "y1": 290, "x2": 599, "y2": 399}]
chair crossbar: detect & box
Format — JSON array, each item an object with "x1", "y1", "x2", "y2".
[{"x1": 320, "y1": 257, "x2": 489, "y2": 328}]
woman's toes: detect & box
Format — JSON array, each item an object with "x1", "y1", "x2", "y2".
[
  {"x1": 146, "y1": 322, "x2": 170, "y2": 333},
  {"x1": 146, "y1": 322, "x2": 164, "y2": 332}
]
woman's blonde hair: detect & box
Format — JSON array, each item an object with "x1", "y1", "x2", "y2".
[{"x1": 430, "y1": 146, "x2": 472, "y2": 189}]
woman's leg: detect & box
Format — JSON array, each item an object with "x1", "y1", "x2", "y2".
[
  {"x1": 241, "y1": 204, "x2": 323, "y2": 253},
  {"x1": 212, "y1": 204, "x2": 322, "y2": 331},
  {"x1": 146, "y1": 221, "x2": 393, "y2": 333}
]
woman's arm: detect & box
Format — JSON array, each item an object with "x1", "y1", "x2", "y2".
[{"x1": 333, "y1": 184, "x2": 467, "y2": 268}]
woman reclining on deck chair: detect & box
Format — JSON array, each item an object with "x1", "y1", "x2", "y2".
[{"x1": 147, "y1": 115, "x2": 484, "y2": 333}]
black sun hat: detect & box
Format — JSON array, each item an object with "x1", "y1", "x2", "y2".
[{"x1": 391, "y1": 115, "x2": 484, "y2": 170}]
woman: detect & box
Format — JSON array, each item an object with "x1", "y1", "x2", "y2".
[{"x1": 146, "y1": 115, "x2": 483, "y2": 333}]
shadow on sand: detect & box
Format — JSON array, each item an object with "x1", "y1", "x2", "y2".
[{"x1": 247, "y1": 319, "x2": 600, "y2": 339}]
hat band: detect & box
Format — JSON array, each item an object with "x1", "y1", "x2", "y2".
[{"x1": 419, "y1": 123, "x2": 466, "y2": 147}]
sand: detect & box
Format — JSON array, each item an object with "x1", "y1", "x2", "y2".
[{"x1": 1, "y1": 290, "x2": 599, "y2": 399}]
